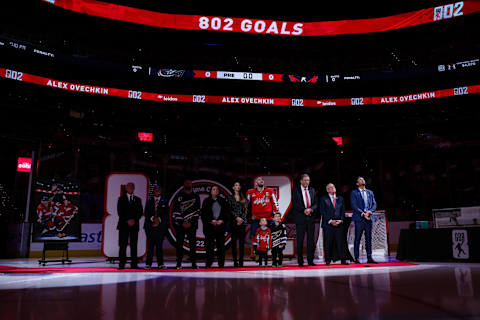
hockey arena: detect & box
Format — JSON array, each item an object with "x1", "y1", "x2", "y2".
[{"x1": 1, "y1": 1, "x2": 480, "y2": 319}]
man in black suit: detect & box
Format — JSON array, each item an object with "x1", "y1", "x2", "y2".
[
  {"x1": 201, "y1": 186, "x2": 230, "y2": 268},
  {"x1": 144, "y1": 185, "x2": 169, "y2": 269},
  {"x1": 319, "y1": 183, "x2": 349, "y2": 265},
  {"x1": 292, "y1": 174, "x2": 318, "y2": 266},
  {"x1": 117, "y1": 182, "x2": 143, "y2": 269}
]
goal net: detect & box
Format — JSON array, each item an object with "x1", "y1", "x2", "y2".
[{"x1": 316, "y1": 211, "x2": 389, "y2": 262}]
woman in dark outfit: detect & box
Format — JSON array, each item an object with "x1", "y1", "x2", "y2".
[
  {"x1": 201, "y1": 186, "x2": 230, "y2": 268},
  {"x1": 227, "y1": 182, "x2": 247, "y2": 267}
]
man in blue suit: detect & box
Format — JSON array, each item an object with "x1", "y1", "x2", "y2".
[{"x1": 350, "y1": 177, "x2": 378, "y2": 264}]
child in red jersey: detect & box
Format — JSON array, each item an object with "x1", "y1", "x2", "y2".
[{"x1": 254, "y1": 218, "x2": 272, "y2": 267}]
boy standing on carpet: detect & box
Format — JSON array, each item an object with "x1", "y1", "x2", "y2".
[
  {"x1": 254, "y1": 217, "x2": 272, "y2": 267},
  {"x1": 270, "y1": 213, "x2": 287, "y2": 267}
]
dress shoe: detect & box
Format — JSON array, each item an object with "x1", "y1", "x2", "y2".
[
  {"x1": 367, "y1": 258, "x2": 378, "y2": 264},
  {"x1": 308, "y1": 263, "x2": 317, "y2": 266},
  {"x1": 325, "y1": 261, "x2": 331, "y2": 266},
  {"x1": 353, "y1": 259, "x2": 361, "y2": 264},
  {"x1": 159, "y1": 265, "x2": 167, "y2": 269},
  {"x1": 130, "y1": 265, "x2": 141, "y2": 269},
  {"x1": 192, "y1": 263, "x2": 199, "y2": 269},
  {"x1": 118, "y1": 264, "x2": 125, "y2": 270},
  {"x1": 298, "y1": 260, "x2": 304, "y2": 267},
  {"x1": 176, "y1": 263, "x2": 182, "y2": 269},
  {"x1": 239, "y1": 262, "x2": 243, "y2": 267},
  {"x1": 341, "y1": 260, "x2": 349, "y2": 265},
  {"x1": 233, "y1": 262, "x2": 239, "y2": 268}
]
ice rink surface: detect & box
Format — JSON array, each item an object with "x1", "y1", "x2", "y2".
[{"x1": 0, "y1": 257, "x2": 479, "y2": 319}]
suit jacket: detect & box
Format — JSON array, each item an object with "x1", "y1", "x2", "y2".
[
  {"x1": 319, "y1": 194, "x2": 345, "y2": 228},
  {"x1": 144, "y1": 196, "x2": 168, "y2": 233},
  {"x1": 117, "y1": 194, "x2": 143, "y2": 231},
  {"x1": 350, "y1": 188, "x2": 377, "y2": 222},
  {"x1": 201, "y1": 196, "x2": 230, "y2": 234},
  {"x1": 291, "y1": 185, "x2": 318, "y2": 224}
]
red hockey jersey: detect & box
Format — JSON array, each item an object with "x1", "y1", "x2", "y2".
[
  {"x1": 254, "y1": 227, "x2": 272, "y2": 251},
  {"x1": 246, "y1": 188, "x2": 279, "y2": 219}
]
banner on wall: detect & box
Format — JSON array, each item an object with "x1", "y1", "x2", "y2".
[
  {"x1": 31, "y1": 178, "x2": 81, "y2": 242},
  {"x1": 102, "y1": 172, "x2": 149, "y2": 258}
]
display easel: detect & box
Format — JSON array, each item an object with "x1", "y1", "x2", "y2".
[{"x1": 38, "y1": 241, "x2": 72, "y2": 266}]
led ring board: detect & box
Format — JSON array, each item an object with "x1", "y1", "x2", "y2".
[
  {"x1": 42, "y1": 0, "x2": 480, "y2": 36},
  {"x1": 1, "y1": 68, "x2": 479, "y2": 108}
]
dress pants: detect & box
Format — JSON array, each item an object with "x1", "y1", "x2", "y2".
[
  {"x1": 119, "y1": 226, "x2": 138, "y2": 267},
  {"x1": 205, "y1": 226, "x2": 226, "y2": 267},
  {"x1": 231, "y1": 224, "x2": 246, "y2": 265},
  {"x1": 354, "y1": 219, "x2": 373, "y2": 259},
  {"x1": 176, "y1": 225, "x2": 197, "y2": 265},
  {"x1": 146, "y1": 227, "x2": 166, "y2": 266},
  {"x1": 323, "y1": 225, "x2": 345, "y2": 262},
  {"x1": 296, "y1": 218, "x2": 315, "y2": 264}
]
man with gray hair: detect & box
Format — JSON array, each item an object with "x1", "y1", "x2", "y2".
[
  {"x1": 291, "y1": 174, "x2": 318, "y2": 266},
  {"x1": 319, "y1": 183, "x2": 349, "y2": 265}
]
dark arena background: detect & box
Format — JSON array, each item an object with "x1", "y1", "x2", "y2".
[{"x1": 1, "y1": 1, "x2": 480, "y2": 319}]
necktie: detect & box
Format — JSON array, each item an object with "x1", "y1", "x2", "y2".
[
  {"x1": 304, "y1": 188, "x2": 310, "y2": 208},
  {"x1": 362, "y1": 190, "x2": 368, "y2": 209},
  {"x1": 129, "y1": 195, "x2": 133, "y2": 203},
  {"x1": 333, "y1": 196, "x2": 336, "y2": 209}
]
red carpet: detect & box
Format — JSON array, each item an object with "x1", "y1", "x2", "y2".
[{"x1": 0, "y1": 261, "x2": 415, "y2": 273}]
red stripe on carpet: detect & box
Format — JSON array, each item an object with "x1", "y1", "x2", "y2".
[{"x1": 0, "y1": 261, "x2": 416, "y2": 273}]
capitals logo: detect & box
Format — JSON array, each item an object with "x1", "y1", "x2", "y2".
[
  {"x1": 252, "y1": 193, "x2": 273, "y2": 207},
  {"x1": 167, "y1": 180, "x2": 232, "y2": 253},
  {"x1": 287, "y1": 75, "x2": 319, "y2": 83}
]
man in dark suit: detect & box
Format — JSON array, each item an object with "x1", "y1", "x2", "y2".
[
  {"x1": 201, "y1": 186, "x2": 230, "y2": 268},
  {"x1": 144, "y1": 185, "x2": 168, "y2": 269},
  {"x1": 292, "y1": 174, "x2": 318, "y2": 266},
  {"x1": 117, "y1": 182, "x2": 143, "y2": 269},
  {"x1": 319, "y1": 183, "x2": 349, "y2": 265},
  {"x1": 350, "y1": 176, "x2": 378, "y2": 264}
]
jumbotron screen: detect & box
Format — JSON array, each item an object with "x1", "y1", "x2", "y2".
[{"x1": 42, "y1": 0, "x2": 480, "y2": 36}]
